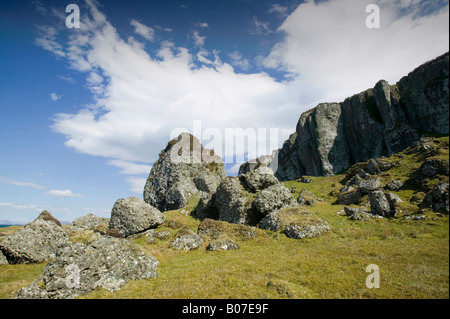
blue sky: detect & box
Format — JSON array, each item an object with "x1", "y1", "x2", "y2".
[{"x1": 0, "y1": 0, "x2": 448, "y2": 224}]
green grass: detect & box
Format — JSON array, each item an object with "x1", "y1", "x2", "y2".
[{"x1": 1, "y1": 137, "x2": 449, "y2": 299}]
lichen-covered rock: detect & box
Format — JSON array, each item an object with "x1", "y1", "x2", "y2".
[
  {"x1": 70, "y1": 213, "x2": 110, "y2": 233},
  {"x1": 284, "y1": 221, "x2": 330, "y2": 240},
  {"x1": 297, "y1": 189, "x2": 318, "y2": 206},
  {"x1": 109, "y1": 197, "x2": 165, "y2": 238},
  {"x1": 368, "y1": 189, "x2": 393, "y2": 217},
  {"x1": 412, "y1": 158, "x2": 449, "y2": 182},
  {"x1": 252, "y1": 184, "x2": 298, "y2": 216},
  {"x1": 258, "y1": 208, "x2": 328, "y2": 240},
  {"x1": 423, "y1": 182, "x2": 449, "y2": 214},
  {"x1": 169, "y1": 228, "x2": 203, "y2": 251},
  {"x1": 338, "y1": 186, "x2": 362, "y2": 205},
  {"x1": 215, "y1": 177, "x2": 257, "y2": 225},
  {"x1": 206, "y1": 239, "x2": 239, "y2": 251},
  {"x1": 240, "y1": 166, "x2": 279, "y2": 193},
  {"x1": 0, "y1": 250, "x2": 8, "y2": 265},
  {"x1": 387, "y1": 180, "x2": 404, "y2": 191},
  {"x1": 0, "y1": 211, "x2": 68, "y2": 264},
  {"x1": 274, "y1": 52, "x2": 448, "y2": 181},
  {"x1": 16, "y1": 236, "x2": 158, "y2": 299},
  {"x1": 144, "y1": 133, "x2": 226, "y2": 211},
  {"x1": 344, "y1": 207, "x2": 371, "y2": 221}
]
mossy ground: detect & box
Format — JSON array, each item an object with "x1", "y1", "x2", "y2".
[{"x1": 0, "y1": 137, "x2": 448, "y2": 299}]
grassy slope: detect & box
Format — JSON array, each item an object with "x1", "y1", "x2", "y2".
[{"x1": 1, "y1": 137, "x2": 449, "y2": 299}]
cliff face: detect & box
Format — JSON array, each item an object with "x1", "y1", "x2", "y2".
[{"x1": 274, "y1": 52, "x2": 449, "y2": 181}]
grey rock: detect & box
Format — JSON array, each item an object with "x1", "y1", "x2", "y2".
[
  {"x1": 146, "y1": 230, "x2": 172, "y2": 240},
  {"x1": 284, "y1": 221, "x2": 330, "y2": 240},
  {"x1": 215, "y1": 177, "x2": 256, "y2": 225},
  {"x1": 206, "y1": 239, "x2": 239, "y2": 251},
  {"x1": 109, "y1": 197, "x2": 165, "y2": 238},
  {"x1": 299, "y1": 176, "x2": 313, "y2": 183},
  {"x1": 258, "y1": 208, "x2": 321, "y2": 236},
  {"x1": 387, "y1": 180, "x2": 404, "y2": 191},
  {"x1": 423, "y1": 182, "x2": 449, "y2": 214},
  {"x1": 240, "y1": 166, "x2": 279, "y2": 193},
  {"x1": 0, "y1": 211, "x2": 68, "y2": 264},
  {"x1": 194, "y1": 192, "x2": 219, "y2": 221},
  {"x1": 170, "y1": 229, "x2": 203, "y2": 251},
  {"x1": 70, "y1": 213, "x2": 110, "y2": 232},
  {"x1": 412, "y1": 158, "x2": 449, "y2": 182},
  {"x1": 368, "y1": 189, "x2": 393, "y2": 217},
  {"x1": 16, "y1": 236, "x2": 158, "y2": 299},
  {"x1": 385, "y1": 192, "x2": 403, "y2": 213},
  {"x1": 338, "y1": 187, "x2": 362, "y2": 205},
  {"x1": 0, "y1": 250, "x2": 8, "y2": 265},
  {"x1": 359, "y1": 177, "x2": 382, "y2": 194},
  {"x1": 274, "y1": 53, "x2": 448, "y2": 181},
  {"x1": 144, "y1": 133, "x2": 226, "y2": 211},
  {"x1": 253, "y1": 184, "x2": 298, "y2": 216},
  {"x1": 238, "y1": 154, "x2": 274, "y2": 175},
  {"x1": 344, "y1": 207, "x2": 371, "y2": 221},
  {"x1": 297, "y1": 189, "x2": 318, "y2": 206}
]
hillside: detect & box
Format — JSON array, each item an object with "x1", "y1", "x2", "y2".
[{"x1": 1, "y1": 136, "x2": 448, "y2": 299}]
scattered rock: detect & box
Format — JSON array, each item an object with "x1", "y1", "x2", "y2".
[
  {"x1": 386, "y1": 180, "x2": 404, "y2": 191},
  {"x1": 423, "y1": 182, "x2": 449, "y2": 214},
  {"x1": 253, "y1": 184, "x2": 298, "y2": 216},
  {"x1": 0, "y1": 211, "x2": 68, "y2": 264},
  {"x1": 338, "y1": 186, "x2": 362, "y2": 205},
  {"x1": 0, "y1": 250, "x2": 8, "y2": 265},
  {"x1": 298, "y1": 176, "x2": 313, "y2": 183},
  {"x1": 412, "y1": 158, "x2": 449, "y2": 183},
  {"x1": 170, "y1": 228, "x2": 203, "y2": 251},
  {"x1": 70, "y1": 213, "x2": 110, "y2": 233},
  {"x1": 206, "y1": 239, "x2": 239, "y2": 251},
  {"x1": 146, "y1": 230, "x2": 172, "y2": 240},
  {"x1": 240, "y1": 166, "x2": 279, "y2": 193},
  {"x1": 259, "y1": 207, "x2": 328, "y2": 240},
  {"x1": 359, "y1": 177, "x2": 382, "y2": 194},
  {"x1": 368, "y1": 189, "x2": 393, "y2": 217},
  {"x1": 16, "y1": 236, "x2": 158, "y2": 299},
  {"x1": 109, "y1": 197, "x2": 166, "y2": 238},
  {"x1": 344, "y1": 207, "x2": 371, "y2": 221},
  {"x1": 297, "y1": 189, "x2": 318, "y2": 206}
]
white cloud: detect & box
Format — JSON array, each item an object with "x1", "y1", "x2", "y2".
[
  {"x1": 192, "y1": 30, "x2": 206, "y2": 47},
  {"x1": 0, "y1": 202, "x2": 40, "y2": 211},
  {"x1": 0, "y1": 176, "x2": 45, "y2": 189},
  {"x1": 38, "y1": 0, "x2": 448, "y2": 173},
  {"x1": 268, "y1": 4, "x2": 289, "y2": 17},
  {"x1": 108, "y1": 160, "x2": 152, "y2": 175},
  {"x1": 46, "y1": 189, "x2": 83, "y2": 198},
  {"x1": 264, "y1": 0, "x2": 449, "y2": 103},
  {"x1": 196, "y1": 22, "x2": 209, "y2": 28},
  {"x1": 130, "y1": 19, "x2": 155, "y2": 41},
  {"x1": 249, "y1": 17, "x2": 273, "y2": 35},
  {"x1": 228, "y1": 51, "x2": 251, "y2": 71},
  {"x1": 126, "y1": 176, "x2": 147, "y2": 194},
  {"x1": 50, "y1": 92, "x2": 62, "y2": 101}
]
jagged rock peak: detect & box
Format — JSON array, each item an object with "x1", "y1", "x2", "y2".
[{"x1": 144, "y1": 133, "x2": 226, "y2": 212}]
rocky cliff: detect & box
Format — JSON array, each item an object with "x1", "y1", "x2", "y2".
[{"x1": 274, "y1": 52, "x2": 449, "y2": 181}]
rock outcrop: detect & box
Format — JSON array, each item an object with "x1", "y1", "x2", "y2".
[
  {"x1": 109, "y1": 197, "x2": 166, "y2": 238},
  {"x1": 213, "y1": 167, "x2": 298, "y2": 226},
  {"x1": 0, "y1": 211, "x2": 68, "y2": 264},
  {"x1": 16, "y1": 236, "x2": 159, "y2": 299},
  {"x1": 144, "y1": 133, "x2": 226, "y2": 211},
  {"x1": 70, "y1": 213, "x2": 110, "y2": 233},
  {"x1": 274, "y1": 52, "x2": 449, "y2": 181}
]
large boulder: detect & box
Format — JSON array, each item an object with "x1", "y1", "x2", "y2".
[
  {"x1": 423, "y1": 182, "x2": 449, "y2": 214},
  {"x1": 274, "y1": 52, "x2": 448, "y2": 181},
  {"x1": 368, "y1": 189, "x2": 393, "y2": 217},
  {"x1": 109, "y1": 197, "x2": 165, "y2": 238},
  {"x1": 259, "y1": 208, "x2": 329, "y2": 239},
  {"x1": 239, "y1": 166, "x2": 279, "y2": 192},
  {"x1": 16, "y1": 236, "x2": 159, "y2": 299},
  {"x1": 144, "y1": 133, "x2": 226, "y2": 211},
  {"x1": 70, "y1": 213, "x2": 110, "y2": 233},
  {"x1": 253, "y1": 184, "x2": 298, "y2": 216},
  {"x1": 215, "y1": 177, "x2": 257, "y2": 225},
  {"x1": 0, "y1": 211, "x2": 68, "y2": 264}
]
